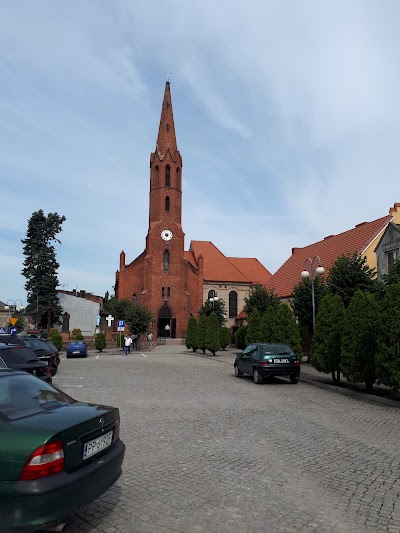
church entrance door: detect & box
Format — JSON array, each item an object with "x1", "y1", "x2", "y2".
[{"x1": 158, "y1": 305, "x2": 174, "y2": 338}]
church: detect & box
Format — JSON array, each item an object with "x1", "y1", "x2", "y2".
[{"x1": 115, "y1": 81, "x2": 271, "y2": 339}]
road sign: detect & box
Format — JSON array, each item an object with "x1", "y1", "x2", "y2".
[
  {"x1": 117, "y1": 319, "x2": 125, "y2": 332},
  {"x1": 0, "y1": 327, "x2": 5, "y2": 334},
  {"x1": 10, "y1": 327, "x2": 17, "y2": 335},
  {"x1": 9, "y1": 318, "x2": 18, "y2": 326}
]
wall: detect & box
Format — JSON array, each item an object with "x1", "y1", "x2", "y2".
[{"x1": 58, "y1": 293, "x2": 100, "y2": 335}]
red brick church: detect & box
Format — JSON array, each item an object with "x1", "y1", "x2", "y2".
[{"x1": 115, "y1": 81, "x2": 271, "y2": 338}]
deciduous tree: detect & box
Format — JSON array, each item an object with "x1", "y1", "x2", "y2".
[
  {"x1": 327, "y1": 254, "x2": 376, "y2": 307},
  {"x1": 243, "y1": 283, "x2": 280, "y2": 316},
  {"x1": 185, "y1": 315, "x2": 198, "y2": 352}
]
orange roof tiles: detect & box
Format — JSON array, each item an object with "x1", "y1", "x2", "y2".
[
  {"x1": 267, "y1": 215, "x2": 392, "y2": 298},
  {"x1": 228, "y1": 257, "x2": 271, "y2": 284}
]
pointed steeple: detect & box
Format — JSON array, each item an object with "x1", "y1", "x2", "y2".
[{"x1": 155, "y1": 81, "x2": 178, "y2": 158}]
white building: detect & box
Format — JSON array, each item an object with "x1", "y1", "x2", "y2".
[{"x1": 58, "y1": 290, "x2": 102, "y2": 336}]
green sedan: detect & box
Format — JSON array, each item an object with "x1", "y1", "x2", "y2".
[{"x1": 0, "y1": 369, "x2": 125, "y2": 530}]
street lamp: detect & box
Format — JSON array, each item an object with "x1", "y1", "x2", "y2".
[
  {"x1": 4, "y1": 299, "x2": 24, "y2": 332},
  {"x1": 209, "y1": 295, "x2": 219, "y2": 312},
  {"x1": 301, "y1": 257, "x2": 325, "y2": 332}
]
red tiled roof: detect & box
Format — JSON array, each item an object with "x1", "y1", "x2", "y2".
[
  {"x1": 184, "y1": 250, "x2": 198, "y2": 269},
  {"x1": 267, "y1": 215, "x2": 392, "y2": 298},
  {"x1": 228, "y1": 257, "x2": 271, "y2": 284},
  {"x1": 190, "y1": 241, "x2": 250, "y2": 282}
]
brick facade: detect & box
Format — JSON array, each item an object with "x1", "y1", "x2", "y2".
[{"x1": 115, "y1": 82, "x2": 203, "y2": 338}]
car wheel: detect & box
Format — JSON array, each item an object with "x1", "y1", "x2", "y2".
[
  {"x1": 290, "y1": 376, "x2": 299, "y2": 384},
  {"x1": 66, "y1": 354, "x2": 71, "y2": 359},
  {"x1": 50, "y1": 365, "x2": 57, "y2": 377},
  {"x1": 234, "y1": 364, "x2": 243, "y2": 377},
  {"x1": 253, "y1": 368, "x2": 263, "y2": 384}
]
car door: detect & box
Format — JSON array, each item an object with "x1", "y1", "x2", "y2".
[
  {"x1": 246, "y1": 345, "x2": 259, "y2": 372},
  {"x1": 240, "y1": 345, "x2": 254, "y2": 375}
]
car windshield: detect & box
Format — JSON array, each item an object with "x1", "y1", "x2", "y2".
[
  {"x1": 0, "y1": 373, "x2": 76, "y2": 421},
  {"x1": 23, "y1": 338, "x2": 52, "y2": 353},
  {"x1": 0, "y1": 347, "x2": 39, "y2": 364}
]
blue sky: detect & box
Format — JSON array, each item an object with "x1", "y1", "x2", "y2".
[{"x1": 1, "y1": 1, "x2": 400, "y2": 305}]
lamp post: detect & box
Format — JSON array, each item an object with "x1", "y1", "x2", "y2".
[
  {"x1": 209, "y1": 294, "x2": 219, "y2": 312},
  {"x1": 4, "y1": 299, "x2": 24, "y2": 332},
  {"x1": 165, "y1": 324, "x2": 170, "y2": 338},
  {"x1": 301, "y1": 256, "x2": 325, "y2": 332}
]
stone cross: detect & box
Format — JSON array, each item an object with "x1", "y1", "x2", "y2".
[{"x1": 106, "y1": 315, "x2": 114, "y2": 327}]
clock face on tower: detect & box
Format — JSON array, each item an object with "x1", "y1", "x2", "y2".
[{"x1": 161, "y1": 229, "x2": 173, "y2": 241}]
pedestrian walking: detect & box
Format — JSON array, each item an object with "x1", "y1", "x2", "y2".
[
  {"x1": 124, "y1": 334, "x2": 132, "y2": 355},
  {"x1": 131, "y1": 333, "x2": 137, "y2": 350},
  {"x1": 147, "y1": 332, "x2": 153, "y2": 348}
]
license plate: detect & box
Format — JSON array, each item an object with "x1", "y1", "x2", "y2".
[
  {"x1": 83, "y1": 430, "x2": 113, "y2": 460},
  {"x1": 73, "y1": 351, "x2": 80, "y2": 354},
  {"x1": 274, "y1": 358, "x2": 289, "y2": 363}
]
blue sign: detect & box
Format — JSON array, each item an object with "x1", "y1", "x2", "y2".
[
  {"x1": 118, "y1": 320, "x2": 125, "y2": 328},
  {"x1": 96, "y1": 315, "x2": 101, "y2": 326},
  {"x1": 0, "y1": 327, "x2": 5, "y2": 334},
  {"x1": 10, "y1": 327, "x2": 17, "y2": 335}
]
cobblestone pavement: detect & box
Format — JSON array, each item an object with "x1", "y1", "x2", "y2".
[{"x1": 50, "y1": 344, "x2": 400, "y2": 533}]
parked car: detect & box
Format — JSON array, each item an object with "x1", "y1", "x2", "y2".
[
  {"x1": 0, "y1": 334, "x2": 58, "y2": 376},
  {"x1": 234, "y1": 343, "x2": 301, "y2": 384},
  {"x1": 44, "y1": 338, "x2": 61, "y2": 367},
  {"x1": 0, "y1": 368, "x2": 125, "y2": 530},
  {"x1": 0, "y1": 344, "x2": 52, "y2": 383},
  {"x1": 66, "y1": 340, "x2": 88, "y2": 358}
]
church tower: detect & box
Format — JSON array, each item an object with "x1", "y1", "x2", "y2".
[{"x1": 115, "y1": 81, "x2": 202, "y2": 339}]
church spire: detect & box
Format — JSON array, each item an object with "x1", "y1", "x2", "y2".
[{"x1": 155, "y1": 81, "x2": 178, "y2": 157}]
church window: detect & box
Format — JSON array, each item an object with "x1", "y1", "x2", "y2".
[
  {"x1": 165, "y1": 196, "x2": 170, "y2": 211},
  {"x1": 229, "y1": 291, "x2": 238, "y2": 318},
  {"x1": 132, "y1": 293, "x2": 137, "y2": 305},
  {"x1": 154, "y1": 165, "x2": 159, "y2": 188},
  {"x1": 167, "y1": 287, "x2": 171, "y2": 297},
  {"x1": 163, "y1": 250, "x2": 170, "y2": 271},
  {"x1": 176, "y1": 167, "x2": 181, "y2": 189},
  {"x1": 162, "y1": 287, "x2": 165, "y2": 297},
  {"x1": 165, "y1": 165, "x2": 171, "y2": 186}
]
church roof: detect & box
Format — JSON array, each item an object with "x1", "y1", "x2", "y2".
[
  {"x1": 267, "y1": 214, "x2": 392, "y2": 298},
  {"x1": 188, "y1": 241, "x2": 270, "y2": 284},
  {"x1": 154, "y1": 81, "x2": 178, "y2": 158}
]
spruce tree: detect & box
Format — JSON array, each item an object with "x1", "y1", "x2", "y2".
[
  {"x1": 245, "y1": 309, "x2": 262, "y2": 344},
  {"x1": 198, "y1": 314, "x2": 208, "y2": 354},
  {"x1": 341, "y1": 290, "x2": 378, "y2": 392},
  {"x1": 205, "y1": 312, "x2": 221, "y2": 356},
  {"x1": 185, "y1": 315, "x2": 199, "y2": 352},
  {"x1": 376, "y1": 283, "x2": 400, "y2": 389},
  {"x1": 22, "y1": 210, "x2": 66, "y2": 329},
  {"x1": 234, "y1": 326, "x2": 248, "y2": 349},
  {"x1": 259, "y1": 307, "x2": 279, "y2": 342},
  {"x1": 275, "y1": 304, "x2": 302, "y2": 360},
  {"x1": 312, "y1": 293, "x2": 345, "y2": 383}
]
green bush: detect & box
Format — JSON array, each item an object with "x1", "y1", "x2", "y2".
[
  {"x1": 198, "y1": 315, "x2": 208, "y2": 354},
  {"x1": 48, "y1": 328, "x2": 63, "y2": 351},
  {"x1": 95, "y1": 332, "x2": 106, "y2": 352},
  {"x1": 219, "y1": 327, "x2": 230, "y2": 350},
  {"x1": 71, "y1": 328, "x2": 84, "y2": 340},
  {"x1": 116, "y1": 334, "x2": 125, "y2": 348},
  {"x1": 185, "y1": 316, "x2": 198, "y2": 352},
  {"x1": 235, "y1": 326, "x2": 248, "y2": 350},
  {"x1": 205, "y1": 313, "x2": 221, "y2": 356}
]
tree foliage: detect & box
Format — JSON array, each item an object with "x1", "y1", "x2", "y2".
[
  {"x1": 243, "y1": 283, "x2": 280, "y2": 316},
  {"x1": 312, "y1": 293, "x2": 345, "y2": 383},
  {"x1": 21, "y1": 210, "x2": 66, "y2": 329},
  {"x1": 274, "y1": 304, "x2": 302, "y2": 359},
  {"x1": 219, "y1": 327, "x2": 230, "y2": 350},
  {"x1": 376, "y1": 283, "x2": 400, "y2": 390},
  {"x1": 259, "y1": 307, "x2": 279, "y2": 343},
  {"x1": 341, "y1": 290, "x2": 378, "y2": 392},
  {"x1": 71, "y1": 328, "x2": 84, "y2": 340},
  {"x1": 205, "y1": 312, "x2": 221, "y2": 356},
  {"x1": 327, "y1": 254, "x2": 376, "y2": 307},
  {"x1": 245, "y1": 309, "x2": 262, "y2": 345},
  {"x1": 185, "y1": 315, "x2": 198, "y2": 352},
  {"x1": 198, "y1": 314, "x2": 208, "y2": 354},
  {"x1": 234, "y1": 326, "x2": 247, "y2": 349},
  {"x1": 382, "y1": 257, "x2": 400, "y2": 286},
  {"x1": 126, "y1": 304, "x2": 153, "y2": 336},
  {"x1": 199, "y1": 298, "x2": 227, "y2": 326},
  {"x1": 48, "y1": 328, "x2": 63, "y2": 351},
  {"x1": 95, "y1": 332, "x2": 106, "y2": 352}
]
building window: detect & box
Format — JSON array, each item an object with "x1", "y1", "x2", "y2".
[
  {"x1": 162, "y1": 287, "x2": 165, "y2": 298},
  {"x1": 229, "y1": 291, "x2": 238, "y2": 318},
  {"x1": 132, "y1": 293, "x2": 137, "y2": 305},
  {"x1": 163, "y1": 250, "x2": 170, "y2": 271},
  {"x1": 165, "y1": 196, "x2": 170, "y2": 211},
  {"x1": 165, "y1": 165, "x2": 171, "y2": 187},
  {"x1": 167, "y1": 287, "x2": 171, "y2": 297},
  {"x1": 387, "y1": 249, "x2": 400, "y2": 273}
]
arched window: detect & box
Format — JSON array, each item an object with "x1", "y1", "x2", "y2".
[
  {"x1": 165, "y1": 196, "x2": 170, "y2": 211},
  {"x1": 176, "y1": 167, "x2": 181, "y2": 189},
  {"x1": 165, "y1": 165, "x2": 171, "y2": 187},
  {"x1": 167, "y1": 287, "x2": 171, "y2": 297},
  {"x1": 229, "y1": 291, "x2": 238, "y2": 318},
  {"x1": 132, "y1": 293, "x2": 137, "y2": 305},
  {"x1": 162, "y1": 287, "x2": 165, "y2": 298},
  {"x1": 154, "y1": 165, "x2": 159, "y2": 188},
  {"x1": 163, "y1": 250, "x2": 170, "y2": 271},
  {"x1": 208, "y1": 290, "x2": 217, "y2": 300}
]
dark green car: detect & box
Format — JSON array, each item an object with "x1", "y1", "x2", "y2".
[
  {"x1": 0, "y1": 369, "x2": 125, "y2": 530},
  {"x1": 234, "y1": 343, "x2": 301, "y2": 384}
]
